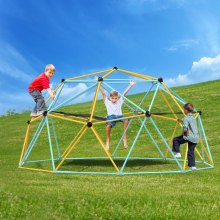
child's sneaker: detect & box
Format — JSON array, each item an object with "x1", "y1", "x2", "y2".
[
  {"x1": 30, "y1": 112, "x2": 37, "y2": 117},
  {"x1": 36, "y1": 110, "x2": 45, "y2": 116},
  {"x1": 191, "y1": 166, "x2": 197, "y2": 171},
  {"x1": 106, "y1": 143, "x2": 110, "y2": 151},
  {"x1": 175, "y1": 153, "x2": 181, "y2": 158}
]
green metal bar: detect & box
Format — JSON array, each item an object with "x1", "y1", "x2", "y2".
[
  {"x1": 198, "y1": 115, "x2": 213, "y2": 162},
  {"x1": 46, "y1": 117, "x2": 56, "y2": 171},
  {"x1": 50, "y1": 116, "x2": 61, "y2": 159},
  {"x1": 120, "y1": 117, "x2": 147, "y2": 173},
  {"x1": 47, "y1": 82, "x2": 65, "y2": 112},
  {"x1": 149, "y1": 117, "x2": 184, "y2": 172},
  {"x1": 21, "y1": 118, "x2": 46, "y2": 164},
  {"x1": 112, "y1": 119, "x2": 133, "y2": 157},
  {"x1": 139, "y1": 83, "x2": 155, "y2": 108},
  {"x1": 138, "y1": 117, "x2": 165, "y2": 158},
  {"x1": 159, "y1": 86, "x2": 186, "y2": 105},
  {"x1": 103, "y1": 82, "x2": 146, "y2": 113},
  {"x1": 51, "y1": 83, "x2": 97, "y2": 112},
  {"x1": 148, "y1": 83, "x2": 159, "y2": 112}
]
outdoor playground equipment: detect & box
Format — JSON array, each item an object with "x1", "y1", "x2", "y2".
[{"x1": 19, "y1": 67, "x2": 214, "y2": 174}]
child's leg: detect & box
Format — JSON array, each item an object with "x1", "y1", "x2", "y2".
[
  {"x1": 172, "y1": 135, "x2": 186, "y2": 153},
  {"x1": 36, "y1": 94, "x2": 46, "y2": 112},
  {"x1": 187, "y1": 142, "x2": 196, "y2": 167},
  {"x1": 29, "y1": 90, "x2": 46, "y2": 113},
  {"x1": 106, "y1": 124, "x2": 112, "y2": 150},
  {"x1": 123, "y1": 119, "x2": 129, "y2": 148}
]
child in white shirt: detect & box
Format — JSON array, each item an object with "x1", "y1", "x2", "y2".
[{"x1": 100, "y1": 81, "x2": 135, "y2": 150}]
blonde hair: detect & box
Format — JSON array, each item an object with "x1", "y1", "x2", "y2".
[
  {"x1": 110, "y1": 90, "x2": 119, "y2": 97},
  {"x1": 45, "y1": 64, "x2": 56, "y2": 72}
]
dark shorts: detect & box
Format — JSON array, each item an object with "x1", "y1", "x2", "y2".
[{"x1": 106, "y1": 115, "x2": 128, "y2": 127}]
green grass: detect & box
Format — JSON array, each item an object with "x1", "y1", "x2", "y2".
[{"x1": 1, "y1": 80, "x2": 220, "y2": 219}]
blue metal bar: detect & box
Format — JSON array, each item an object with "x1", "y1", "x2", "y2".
[
  {"x1": 54, "y1": 170, "x2": 118, "y2": 175},
  {"x1": 159, "y1": 86, "x2": 186, "y2": 105},
  {"x1": 198, "y1": 115, "x2": 213, "y2": 162},
  {"x1": 45, "y1": 117, "x2": 56, "y2": 171},
  {"x1": 149, "y1": 117, "x2": 184, "y2": 172},
  {"x1": 184, "y1": 166, "x2": 214, "y2": 172},
  {"x1": 120, "y1": 117, "x2": 147, "y2": 173},
  {"x1": 139, "y1": 83, "x2": 155, "y2": 108},
  {"x1": 122, "y1": 171, "x2": 183, "y2": 175},
  {"x1": 50, "y1": 116, "x2": 61, "y2": 159},
  {"x1": 168, "y1": 87, "x2": 187, "y2": 104},
  {"x1": 103, "y1": 82, "x2": 146, "y2": 113},
  {"x1": 22, "y1": 118, "x2": 46, "y2": 164},
  {"x1": 198, "y1": 118, "x2": 205, "y2": 161},
  {"x1": 51, "y1": 83, "x2": 97, "y2": 112},
  {"x1": 112, "y1": 119, "x2": 133, "y2": 157},
  {"x1": 47, "y1": 82, "x2": 65, "y2": 112},
  {"x1": 138, "y1": 117, "x2": 165, "y2": 158},
  {"x1": 148, "y1": 83, "x2": 159, "y2": 112}
]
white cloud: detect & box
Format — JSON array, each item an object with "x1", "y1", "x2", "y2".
[
  {"x1": 165, "y1": 55, "x2": 220, "y2": 86},
  {"x1": 0, "y1": 91, "x2": 33, "y2": 115},
  {"x1": 114, "y1": 0, "x2": 189, "y2": 14},
  {"x1": 0, "y1": 41, "x2": 36, "y2": 82},
  {"x1": 54, "y1": 83, "x2": 96, "y2": 109},
  {"x1": 165, "y1": 39, "x2": 199, "y2": 52}
]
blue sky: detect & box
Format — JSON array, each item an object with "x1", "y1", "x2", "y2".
[{"x1": 0, "y1": 0, "x2": 220, "y2": 115}]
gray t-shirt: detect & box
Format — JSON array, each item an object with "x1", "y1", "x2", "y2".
[{"x1": 183, "y1": 113, "x2": 199, "y2": 143}]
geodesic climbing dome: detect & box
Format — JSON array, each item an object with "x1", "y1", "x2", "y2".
[{"x1": 19, "y1": 67, "x2": 214, "y2": 174}]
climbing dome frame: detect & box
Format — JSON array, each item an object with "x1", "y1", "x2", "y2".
[{"x1": 19, "y1": 67, "x2": 214, "y2": 174}]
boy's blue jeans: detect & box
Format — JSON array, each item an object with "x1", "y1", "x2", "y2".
[
  {"x1": 29, "y1": 90, "x2": 46, "y2": 113},
  {"x1": 106, "y1": 115, "x2": 127, "y2": 127}
]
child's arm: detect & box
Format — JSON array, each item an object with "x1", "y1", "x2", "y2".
[
  {"x1": 122, "y1": 80, "x2": 136, "y2": 97},
  {"x1": 99, "y1": 84, "x2": 106, "y2": 101},
  {"x1": 47, "y1": 88, "x2": 55, "y2": 100}
]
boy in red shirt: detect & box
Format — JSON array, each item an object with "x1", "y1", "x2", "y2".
[{"x1": 28, "y1": 64, "x2": 56, "y2": 117}]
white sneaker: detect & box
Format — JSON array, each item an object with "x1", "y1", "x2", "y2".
[
  {"x1": 175, "y1": 153, "x2": 181, "y2": 158},
  {"x1": 36, "y1": 110, "x2": 45, "y2": 116},
  {"x1": 30, "y1": 112, "x2": 37, "y2": 117},
  {"x1": 191, "y1": 166, "x2": 197, "y2": 171}
]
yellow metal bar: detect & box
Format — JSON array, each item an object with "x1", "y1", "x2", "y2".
[
  {"x1": 52, "y1": 112, "x2": 88, "y2": 122},
  {"x1": 195, "y1": 148, "x2": 203, "y2": 161},
  {"x1": 56, "y1": 127, "x2": 88, "y2": 170},
  {"x1": 91, "y1": 127, "x2": 120, "y2": 172},
  {"x1": 102, "y1": 69, "x2": 115, "y2": 79},
  {"x1": 67, "y1": 69, "x2": 112, "y2": 80},
  {"x1": 183, "y1": 143, "x2": 188, "y2": 170},
  {"x1": 93, "y1": 113, "x2": 146, "y2": 125},
  {"x1": 89, "y1": 82, "x2": 101, "y2": 121},
  {"x1": 151, "y1": 114, "x2": 177, "y2": 122},
  {"x1": 159, "y1": 89, "x2": 178, "y2": 119},
  {"x1": 199, "y1": 138, "x2": 213, "y2": 164},
  {"x1": 118, "y1": 69, "x2": 157, "y2": 80},
  {"x1": 161, "y1": 82, "x2": 185, "y2": 114},
  {"x1": 19, "y1": 123, "x2": 31, "y2": 164},
  {"x1": 61, "y1": 125, "x2": 87, "y2": 157},
  {"x1": 194, "y1": 113, "x2": 200, "y2": 119},
  {"x1": 165, "y1": 122, "x2": 179, "y2": 157},
  {"x1": 30, "y1": 115, "x2": 43, "y2": 123},
  {"x1": 19, "y1": 166, "x2": 53, "y2": 173},
  {"x1": 48, "y1": 113, "x2": 86, "y2": 125}
]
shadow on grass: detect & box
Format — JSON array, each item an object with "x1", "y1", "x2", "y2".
[{"x1": 60, "y1": 158, "x2": 171, "y2": 168}]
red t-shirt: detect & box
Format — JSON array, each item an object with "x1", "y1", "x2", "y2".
[{"x1": 28, "y1": 73, "x2": 50, "y2": 92}]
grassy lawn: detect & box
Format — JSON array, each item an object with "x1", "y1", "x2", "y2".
[{"x1": 0, "y1": 80, "x2": 220, "y2": 219}]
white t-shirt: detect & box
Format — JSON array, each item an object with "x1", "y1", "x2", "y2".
[{"x1": 104, "y1": 97, "x2": 124, "y2": 116}]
